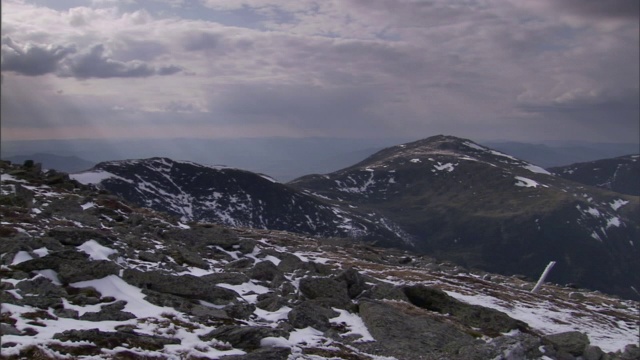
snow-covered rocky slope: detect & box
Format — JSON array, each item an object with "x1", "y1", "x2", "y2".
[
  {"x1": 69, "y1": 157, "x2": 409, "y2": 247},
  {"x1": 1, "y1": 158, "x2": 639, "y2": 360},
  {"x1": 550, "y1": 154, "x2": 640, "y2": 196},
  {"x1": 290, "y1": 135, "x2": 640, "y2": 300}
]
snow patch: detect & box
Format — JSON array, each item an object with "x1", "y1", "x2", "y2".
[
  {"x1": 330, "y1": 308, "x2": 375, "y2": 342},
  {"x1": 514, "y1": 176, "x2": 539, "y2": 188},
  {"x1": 610, "y1": 199, "x2": 629, "y2": 211},
  {"x1": 11, "y1": 251, "x2": 33, "y2": 265},
  {"x1": 77, "y1": 240, "x2": 117, "y2": 261},
  {"x1": 523, "y1": 164, "x2": 551, "y2": 175}
]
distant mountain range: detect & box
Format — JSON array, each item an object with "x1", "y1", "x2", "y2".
[
  {"x1": 3, "y1": 153, "x2": 95, "y2": 173},
  {"x1": 3, "y1": 137, "x2": 638, "y2": 181},
  {"x1": 69, "y1": 135, "x2": 640, "y2": 300},
  {"x1": 550, "y1": 155, "x2": 640, "y2": 196}
]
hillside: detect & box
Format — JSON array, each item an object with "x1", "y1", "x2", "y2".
[
  {"x1": 69, "y1": 158, "x2": 409, "y2": 248},
  {"x1": 1, "y1": 160, "x2": 638, "y2": 360},
  {"x1": 549, "y1": 155, "x2": 640, "y2": 196},
  {"x1": 290, "y1": 135, "x2": 640, "y2": 300}
]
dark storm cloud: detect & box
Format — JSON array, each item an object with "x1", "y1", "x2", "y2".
[
  {"x1": 1, "y1": 37, "x2": 76, "y2": 76},
  {"x1": 60, "y1": 44, "x2": 156, "y2": 78},
  {"x1": 517, "y1": 89, "x2": 640, "y2": 139},
  {"x1": 552, "y1": 0, "x2": 639, "y2": 19},
  {"x1": 1, "y1": 37, "x2": 182, "y2": 79}
]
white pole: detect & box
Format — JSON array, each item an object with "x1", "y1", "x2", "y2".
[{"x1": 531, "y1": 261, "x2": 556, "y2": 293}]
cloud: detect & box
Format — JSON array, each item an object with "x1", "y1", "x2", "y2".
[
  {"x1": 1, "y1": 37, "x2": 76, "y2": 76},
  {"x1": 1, "y1": 0, "x2": 638, "y2": 143},
  {"x1": 540, "y1": 0, "x2": 639, "y2": 19}
]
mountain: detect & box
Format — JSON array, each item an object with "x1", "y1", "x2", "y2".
[
  {"x1": 69, "y1": 157, "x2": 409, "y2": 247},
  {"x1": 2, "y1": 153, "x2": 95, "y2": 173},
  {"x1": 549, "y1": 155, "x2": 640, "y2": 196},
  {"x1": 1, "y1": 160, "x2": 639, "y2": 359},
  {"x1": 483, "y1": 141, "x2": 640, "y2": 168},
  {"x1": 290, "y1": 135, "x2": 640, "y2": 300}
]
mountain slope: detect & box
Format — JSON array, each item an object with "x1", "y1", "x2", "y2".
[
  {"x1": 549, "y1": 155, "x2": 640, "y2": 196},
  {"x1": 290, "y1": 135, "x2": 640, "y2": 299},
  {"x1": 70, "y1": 157, "x2": 408, "y2": 247},
  {"x1": 1, "y1": 161, "x2": 638, "y2": 359}
]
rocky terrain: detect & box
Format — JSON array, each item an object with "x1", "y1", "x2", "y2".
[
  {"x1": 1, "y1": 159, "x2": 639, "y2": 359},
  {"x1": 550, "y1": 155, "x2": 640, "y2": 196}
]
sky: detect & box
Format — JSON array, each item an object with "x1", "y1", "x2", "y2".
[{"x1": 1, "y1": 0, "x2": 639, "y2": 143}]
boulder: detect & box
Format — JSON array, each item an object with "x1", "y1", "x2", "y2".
[
  {"x1": 218, "y1": 347, "x2": 291, "y2": 360},
  {"x1": 274, "y1": 253, "x2": 304, "y2": 273},
  {"x1": 248, "y1": 261, "x2": 282, "y2": 282},
  {"x1": 287, "y1": 301, "x2": 339, "y2": 331},
  {"x1": 256, "y1": 293, "x2": 288, "y2": 312},
  {"x1": 199, "y1": 325, "x2": 288, "y2": 350},
  {"x1": 403, "y1": 285, "x2": 527, "y2": 336},
  {"x1": 358, "y1": 300, "x2": 475, "y2": 358},
  {"x1": 123, "y1": 269, "x2": 239, "y2": 305},
  {"x1": 334, "y1": 267, "x2": 370, "y2": 299},
  {"x1": 543, "y1": 331, "x2": 590, "y2": 356},
  {"x1": 53, "y1": 329, "x2": 180, "y2": 350},
  {"x1": 298, "y1": 276, "x2": 350, "y2": 307},
  {"x1": 79, "y1": 301, "x2": 136, "y2": 321},
  {"x1": 48, "y1": 227, "x2": 112, "y2": 246},
  {"x1": 360, "y1": 283, "x2": 409, "y2": 302},
  {"x1": 13, "y1": 250, "x2": 120, "y2": 284},
  {"x1": 201, "y1": 272, "x2": 250, "y2": 285}
]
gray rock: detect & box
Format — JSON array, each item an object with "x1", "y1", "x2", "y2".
[
  {"x1": 53, "y1": 308, "x2": 79, "y2": 319},
  {"x1": 79, "y1": 300, "x2": 136, "y2": 321},
  {"x1": 167, "y1": 246, "x2": 209, "y2": 269},
  {"x1": 287, "y1": 301, "x2": 339, "y2": 331},
  {"x1": 141, "y1": 289, "x2": 231, "y2": 321},
  {"x1": 403, "y1": 285, "x2": 527, "y2": 336},
  {"x1": 15, "y1": 276, "x2": 66, "y2": 308},
  {"x1": 358, "y1": 300, "x2": 475, "y2": 358},
  {"x1": 1, "y1": 323, "x2": 21, "y2": 336},
  {"x1": 583, "y1": 345, "x2": 605, "y2": 360},
  {"x1": 138, "y1": 251, "x2": 164, "y2": 262},
  {"x1": 274, "y1": 253, "x2": 304, "y2": 273},
  {"x1": 123, "y1": 269, "x2": 239, "y2": 305},
  {"x1": 360, "y1": 283, "x2": 409, "y2": 302},
  {"x1": 53, "y1": 329, "x2": 180, "y2": 350},
  {"x1": 224, "y1": 303, "x2": 257, "y2": 320},
  {"x1": 201, "y1": 272, "x2": 250, "y2": 285},
  {"x1": 620, "y1": 344, "x2": 640, "y2": 360},
  {"x1": 248, "y1": 261, "x2": 282, "y2": 282},
  {"x1": 79, "y1": 309, "x2": 136, "y2": 322},
  {"x1": 256, "y1": 293, "x2": 287, "y2": 312},
  {"x1": 298, "y1": 276, "x2": 350, "y2": 307},
  {"x1": 334, "y1": 267, "x2": 370, "y2": 299},
  {"x1": 199, "y1": 325, "x2": 288, "y2": 350},
  {"x1": 13, "y1": 250, "x2": 120, "y2": 284},
  {"x1": 569, "y1": 292, "x2": 586, "y2": 301},
  {"x1": 225, "y1": 258, "x2": 255, "y2": 270},
  {"x1": 543, "y1": 331, "x2": 590, "y2": 356},
  {"x1": 48, "y1": 227, "x2": 113, "y2": 246},
  {"x1": 219, "y1": 347, "x2": 291, "y2": 360}
]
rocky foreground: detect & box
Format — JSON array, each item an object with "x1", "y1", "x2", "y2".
[{"x1": 1, "y1": 161, "x2": 639, "y2": 360}]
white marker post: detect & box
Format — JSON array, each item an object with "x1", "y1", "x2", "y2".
[{"x1": 531, "y1": 261, "x2": 556, "y2": 294}]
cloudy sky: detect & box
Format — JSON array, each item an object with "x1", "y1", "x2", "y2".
[{"x1": 2, "y1": 0, "x2": 638, "y2": 143}]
